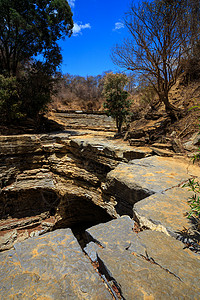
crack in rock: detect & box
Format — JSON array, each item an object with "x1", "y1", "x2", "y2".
[{"x1": 140, "y1": 250, "x2": 183, "y2": 282}]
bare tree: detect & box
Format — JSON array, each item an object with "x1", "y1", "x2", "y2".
[{"x1": 112, "y1": 0, "x2": 200, "y2": 118}]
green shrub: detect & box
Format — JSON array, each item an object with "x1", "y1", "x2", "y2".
[
  {"x1": 19, "y1": 62, "x2": 56, "y2": 118},
  {"x1": 0, "y1": 75, "x2": 24, "y2": 123},
  {"x1": 183, "y1": 104, "x2": 200, "y2": 218},
  {"x1": 183, "y1": 179, "x2": 200, "y2": 218},
  {"x1": 0, "y1": 62, "x2": 58, "y2": 124}
]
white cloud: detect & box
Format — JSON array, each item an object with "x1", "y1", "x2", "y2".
[
  {"x1": 73, "y1": 23, "x2": 91, "y2": 36},
  {"x1": 113, "y1": 22, "x2": 124, "y2": 31},
  {"x1": 68, "y1": 0, "x2": 75, "y2": 8}
]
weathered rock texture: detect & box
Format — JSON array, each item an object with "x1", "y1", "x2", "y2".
[
  {"x1": 54, "y1": 112, "x2": 116, "y2": 131},
  {"x1": 103, "y1": 155, "x2": 200, "y2": 218},
  {"x1": 0, "y1": 131, "x2": 152, "y2": 250},
  {"x1": 86, "y1": 216, "x2": 200, "y2": 299},
  {"x1": 1, "y1": 123, "x2": 200, "y2": 299},
  {"x1": 0, "y1": 228, "x2": 112, "y2": 299}
]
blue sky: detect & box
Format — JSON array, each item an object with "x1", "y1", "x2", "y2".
[{"x1": 59, "y1": 0, "x2": 132, "y2": 77}]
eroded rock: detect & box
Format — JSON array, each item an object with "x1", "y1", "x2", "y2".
[
  {"x1": 0, "y1": 229, "x2": 112, "y2": 299},
  {"x1": 85, "y1": 217, "x2": 200, "y2": 299}
]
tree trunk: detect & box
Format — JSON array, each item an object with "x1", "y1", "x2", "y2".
[
  {"x1": 159, "y1": 94, "x2": 181, "y2": 121},
  {"x1": 116, "y1": 116, "x2": 123, "y2": 133}
]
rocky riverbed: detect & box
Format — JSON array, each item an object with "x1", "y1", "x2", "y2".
[{"x1": 0, "y1": 114, "x2": 200, "y2": 299}]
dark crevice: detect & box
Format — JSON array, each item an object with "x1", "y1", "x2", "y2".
[
  {"x1": 97, "y1": 254, "x2": 126, "y2": 300},
  {"x1": 139, "y1": 250, "x2": 183, "y2": 282},
  {"x1": 71, "y1": 218, "x2": 112, "y2": 249}
]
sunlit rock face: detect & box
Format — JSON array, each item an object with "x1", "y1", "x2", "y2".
[
  {"x1": 1, "y1": 118, "x2": 200, "y2": 299},
  {"x1": 0, "y1": 130, "x2": 151, "y2": 250},
  {"x1": 0, "y1": 128, "x2": 199, "y2": 251}
]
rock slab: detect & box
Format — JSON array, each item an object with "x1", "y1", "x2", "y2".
[
  {"x1": 86, "y1": 216, "x2": 200, "y2": 299},
  {"x1": 0, "y1": 228, "x2": 112, "y2": 300}
]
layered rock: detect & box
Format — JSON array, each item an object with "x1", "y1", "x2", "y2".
[
  {"x1": 1, "y1": 126, "x2": 200, "y2": 299},
  {"x1": 0, "y1": 131, "x2": 152, "y2": 250}
]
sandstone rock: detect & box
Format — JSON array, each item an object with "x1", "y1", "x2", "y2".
[
  {"x1": 124, "y1": 129, "x2": 146, "y2": 140},
  {"x1": 0, "y1": 229, "x2": 112, "y2": 299},
  {"x1": 133, "y1": 187, "x2": 194, "y2": 238},
  {"x1": 86, "y1": 216, "x2": 136, "y2": 251},
  {"x1": 183, "y1": 132, "x2": 200, "y2": 151},
  {"x1": 129, "y1": 138, "x2": 146, "y2": 146},
  {"x1": 171, "y1": 138, "x2": 185, "y2": 153},
  {"x1": 151, "y1": 142, "x2": 173, "y2": 150},
  {"x1": 0, "y1": 229, "x2": 18, "y2": 251},
  {"x1": 150, "y1": 147, "x2": 174, "y2": 156},
  {"x1": 54, "y1": 112, "x2": 116, "y2": 132},
  {"x1": 107, "y1": 156, "x2": 199, "y2": 195},
  {"x1": 0, "y1": 135, "x2": 42, "y2": 156},
  {"x1": 103, "y1": 156, "x2": 200, "y2": 217},
  {"x1": 85, "y1": 217, "x2": 200, "y2": 299}
]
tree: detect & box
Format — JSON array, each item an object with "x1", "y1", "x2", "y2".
[
  {"x1": 103, "y1": 72, "x2": 131, "y2": 133},
  {"x1": 0, "y1": 0, "x2": 73, "y2": 124},
  {"x1": 0, "y1": 0, "x2": 73, "y2": 76},
  {"x1": 111, "y1": 0, "x2": 200, "y2": 119}
]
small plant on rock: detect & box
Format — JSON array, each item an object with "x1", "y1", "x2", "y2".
[
  {"x1": 183, "y1": 104, "x2": 200, "y2": 219},
  {"x1": 183, "y1": 179, "x2": 200, "y2": 218}
]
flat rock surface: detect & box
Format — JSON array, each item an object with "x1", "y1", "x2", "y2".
[
  {"x1": 106, "y1": 156, "x2": 200, "y2": 198},
  {"x1": 86, "y1": 217, "x2": 200, "y2": 299},
  {"x1": 133, "y1": 187, "x2": 195, "y2": 238},
  {"x1": 54, "y1": 112, "x2": 117, "y2": 132},
  {"x1": 69, "y1": 134, "x2": 152, "y2": 163},
  {"x1": 0, "y1": 228, "x2": 112, "y2": 300}
]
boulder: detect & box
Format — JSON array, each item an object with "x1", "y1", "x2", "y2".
[{"x1": 133, "y1": 187, "x2": 194, "y2": 238}]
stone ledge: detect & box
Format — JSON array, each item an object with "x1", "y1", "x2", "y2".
[
  {"x1": 0, "y1": 229, "x2": 112, "y2": 299},
  {"x1": 85, "y1": 217, "x2": 200, "y2": 299}
]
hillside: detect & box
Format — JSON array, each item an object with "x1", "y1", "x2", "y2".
[{"x1": 49, "y1": 77, "x2": 200, "y2": 160}]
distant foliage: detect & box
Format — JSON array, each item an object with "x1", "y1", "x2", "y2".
[
  {"x1": 54, "y1": 74, "x2": 104, "y2": 111},
  {"x1": 103, "y1": 73, "x2": 131, "y2": 133}
]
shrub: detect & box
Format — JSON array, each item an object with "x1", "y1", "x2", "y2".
[
  {"x1": 0, "y1": 75, "x2": 24, "y2": 123},
  {"x1": 0, "y1": 62, "x2": 58, "y2": 124},
  {"x1": 183, "y1": 179, "x2": 200, "y2": 218},
  {"x1": 183, "y1": 104, "x2": 200, "y2": 218}
]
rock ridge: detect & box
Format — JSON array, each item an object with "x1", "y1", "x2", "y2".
[{"x1": 0, "y1": 129, "x2": 200, "y2": 299}]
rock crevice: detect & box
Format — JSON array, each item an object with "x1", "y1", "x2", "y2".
[{"x1": 1, "y1": 129, "x2": 200, "y2": 299}]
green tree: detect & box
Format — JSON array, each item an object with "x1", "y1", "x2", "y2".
[
  {"x1": 103, "y1": 72, "x2": 131, "y2": 133},
  {"x1": 0, "y1": 0, "x2": 73, "y2": 76},
  {"x1": 0, "y1": 0, "x2": 73, "y2": 124},
  {"x1": 112, "y1": 0, "x2": 200, "y2": 119},
  {"x1": 19, "y1": 61, "x2": 58, "y2": 118}
]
